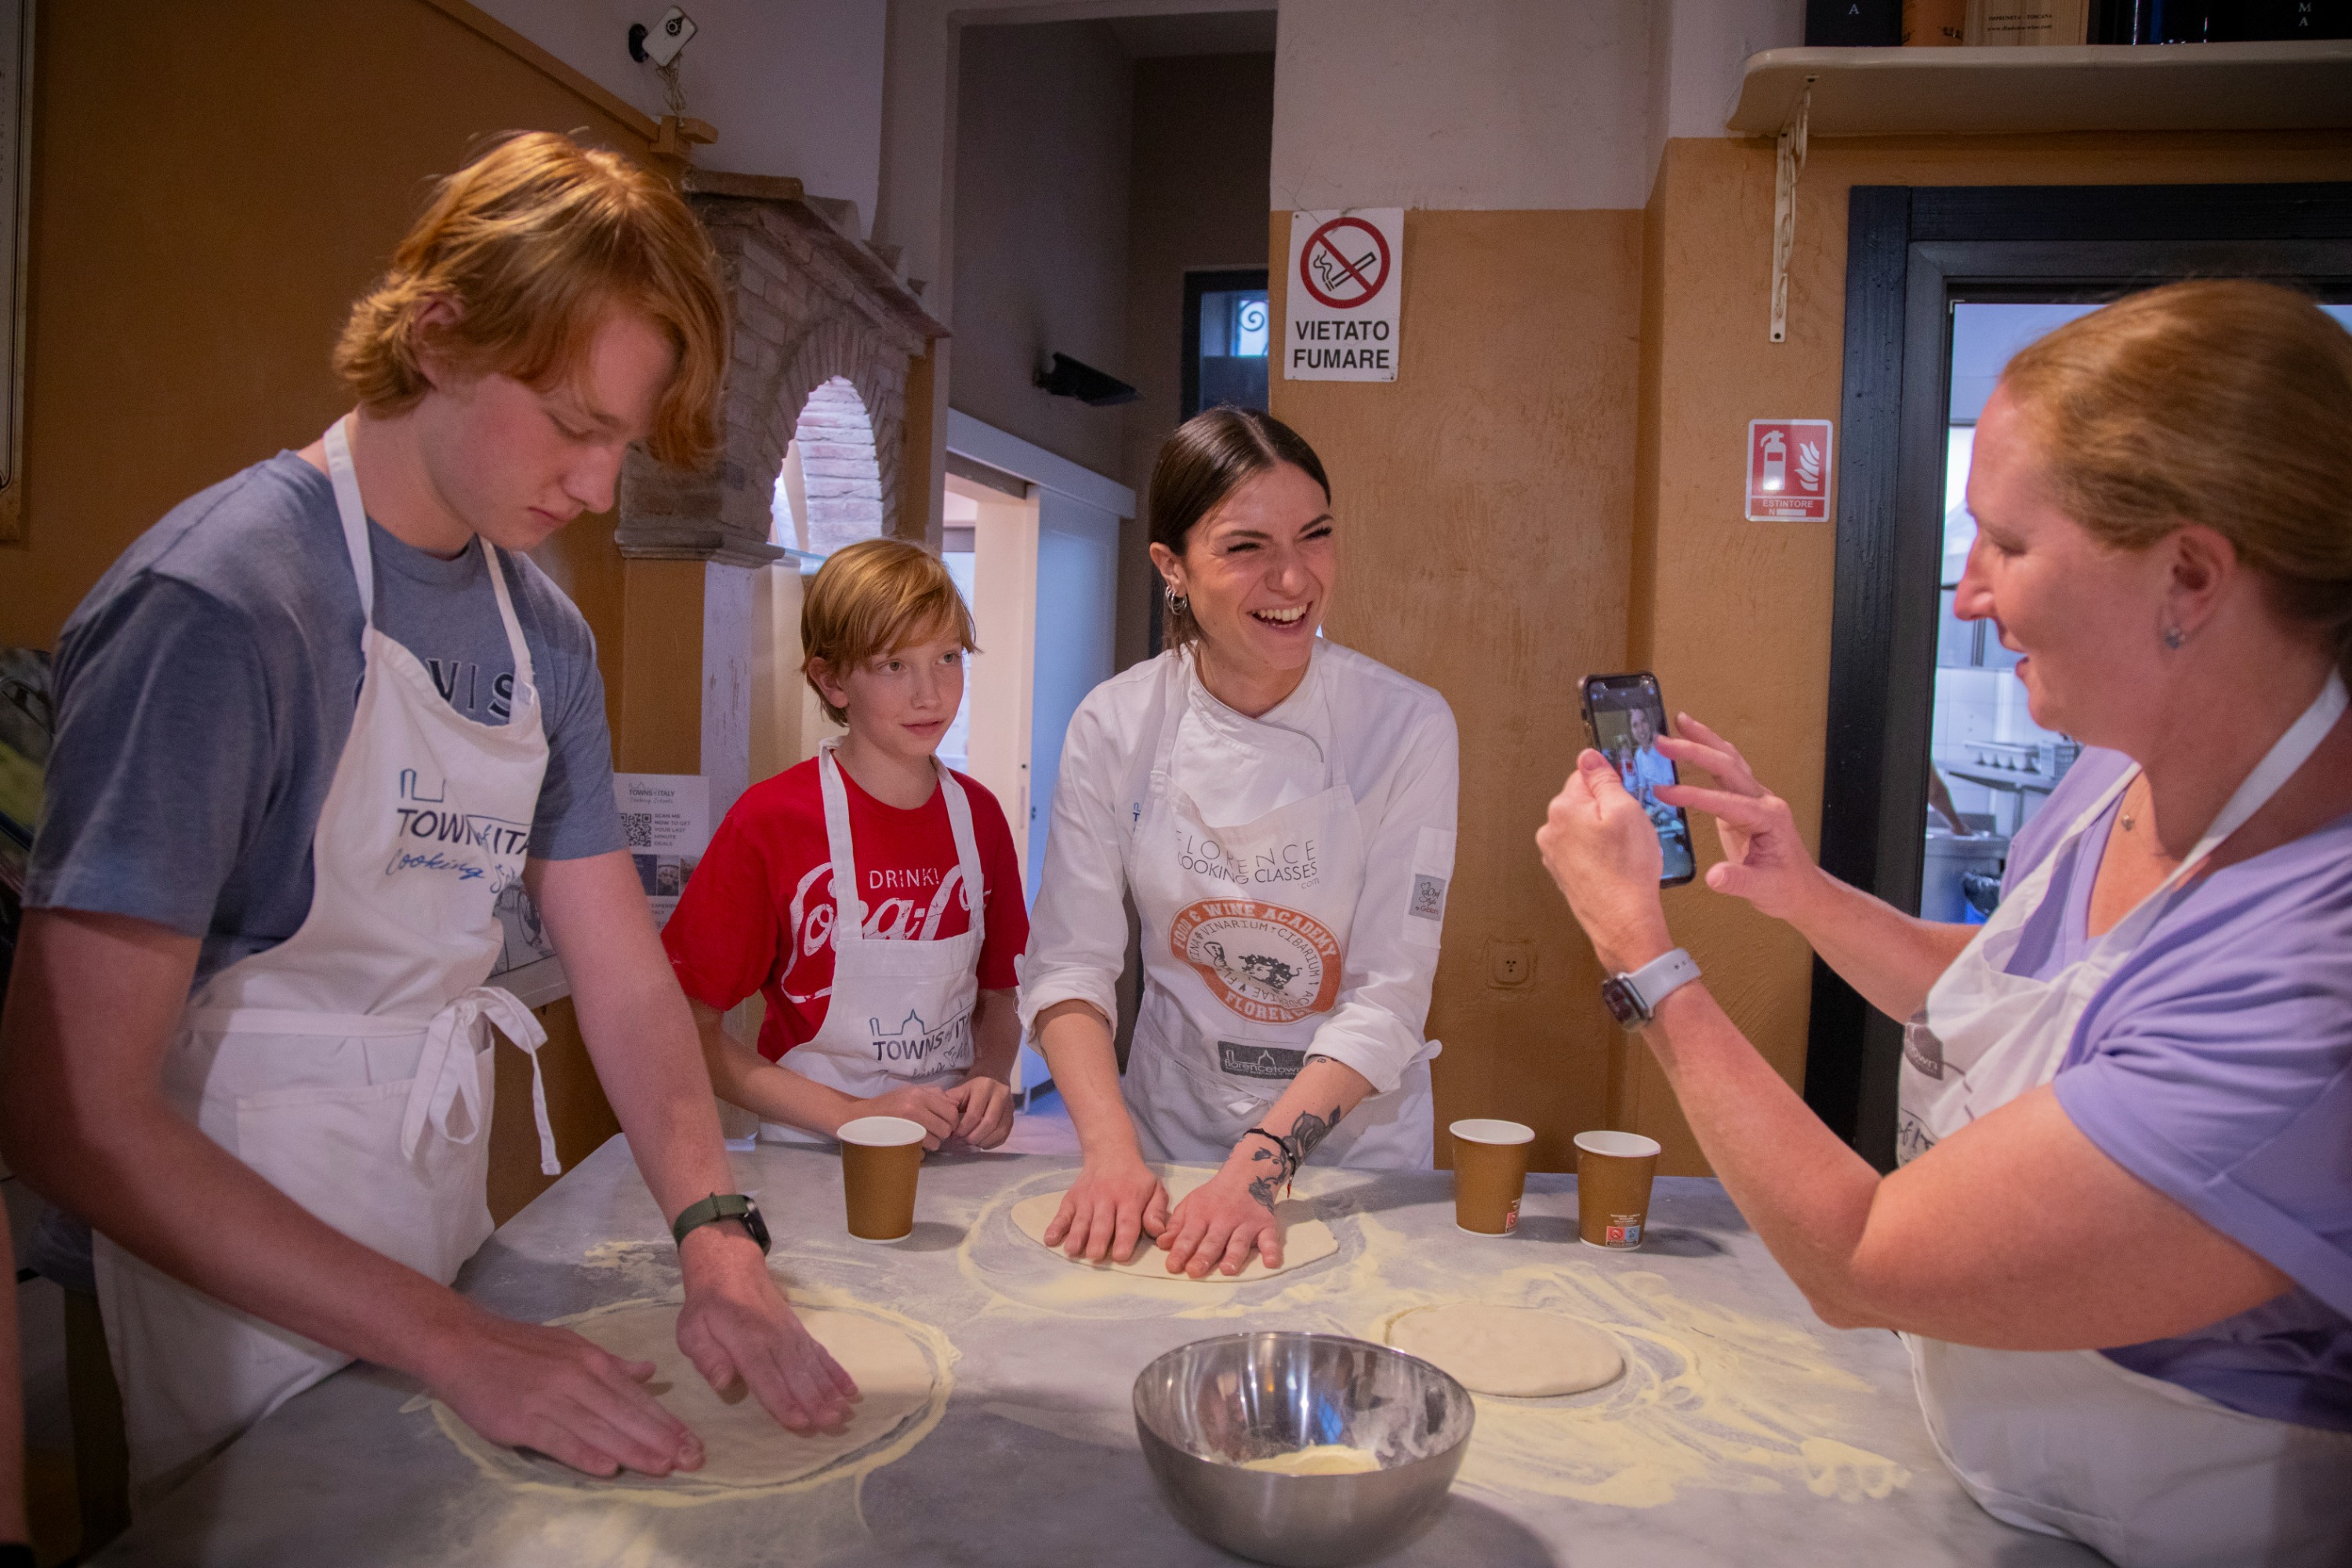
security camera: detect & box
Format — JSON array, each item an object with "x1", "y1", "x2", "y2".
[{"x1": 628, "y1": 8, "x2": 697, "y2": 68}]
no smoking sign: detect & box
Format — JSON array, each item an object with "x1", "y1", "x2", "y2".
[{"x1": 1285, "y1": 208, "x2": 1403, "y2": 383}]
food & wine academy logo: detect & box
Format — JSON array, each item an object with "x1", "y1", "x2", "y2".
[{"x1": 1169, "y1": 898, "x2": 1342, "y2": 1024}]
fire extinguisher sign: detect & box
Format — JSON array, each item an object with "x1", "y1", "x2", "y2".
[{"x1": 1745, "y1": 419, "x2": 1834, "y2": 522}]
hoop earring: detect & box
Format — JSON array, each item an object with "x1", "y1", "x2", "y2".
[{"x1": 1164, "y1": 584, "x2": 1189, "y2": 618}]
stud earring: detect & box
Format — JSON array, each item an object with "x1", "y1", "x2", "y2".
[{"x1": 2161, "y1": 622, "x2": 2187, "y2": 651}]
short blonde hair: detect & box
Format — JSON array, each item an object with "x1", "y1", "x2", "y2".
[
  {"x1": 2001, "y1": 280, "x2": 2352, "y2": 681},
  {"x1": 333, "y1": 131, "x2": 727, "y2": 469},
  {"x1": 801, "y1": 539, "x2": 978, "y2": 724}
]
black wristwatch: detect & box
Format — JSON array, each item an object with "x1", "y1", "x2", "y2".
[{"x1": 670, "y1": 1192, "x2": 771, "y2": 1254}]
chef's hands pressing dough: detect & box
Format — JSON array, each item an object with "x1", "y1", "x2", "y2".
[{"x1": 1044, "y1": 1153, "x2": 1171, "y2": 1265}]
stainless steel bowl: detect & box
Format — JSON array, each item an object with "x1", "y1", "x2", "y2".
[{"x1": 1132, "y1": 1331, "x2": 1474, "y2": 1567}]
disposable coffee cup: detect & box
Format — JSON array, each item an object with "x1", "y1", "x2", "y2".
[
  {"x1": 837, "y1": 1116, "x2": 926, "y2": 1242},
  {"x1": 1450, "y1": 1119, "x2": 1535, "y2": 1235},
  {"x1": 1574, "y1": 1130, "x2": 1661, "y2": 1249}
]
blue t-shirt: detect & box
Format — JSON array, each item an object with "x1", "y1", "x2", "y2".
[
  {"x1": 2002, "y1": 749, "x2": 2352, "y2": 1432},
  {"x1": 27, "y1": 452, "x2": 625, "y2": 986}
]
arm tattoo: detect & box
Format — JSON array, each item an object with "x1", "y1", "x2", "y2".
[
  {"x1": 1245, "y1": 1142, "x2": 1283, "y2": 1212},
  {"x1": 1282, "y1": 1106, "x2": 1343, "y2": 1173}
]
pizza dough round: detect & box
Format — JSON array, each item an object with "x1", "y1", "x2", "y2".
[
  {"x1": 1385, "y1": 1303, "x2": 1624, "y2": 1397},
  {"x1": 1009, "y1": 1167, "x2": 1339, "y2": 1282},
  {"x1": 559, "y1": 1303, "x2": 936, "y2": 1488}
]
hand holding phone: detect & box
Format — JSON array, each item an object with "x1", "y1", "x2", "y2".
[{"x1": 1578, "y1": 673, "x2": 1698, "y2": 887}]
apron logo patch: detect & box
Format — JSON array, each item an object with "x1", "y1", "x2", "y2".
[
  {"x1": 869, "y1": 1006, "x2": 973, "y2": 1069},
  {"x1": 1170, "y1": 898, "x2": 1343, "y2": 1025},
  {"x1": 388, "y1": 770, "x2": 529, "y2": 888},
  {"x1": 1218, "y1": 1040, "x2": 1305, "y2": 1080},
  {"x1": 1409, "y1": 873, "x2": 1447, "y2": 922},
  {"x1": 1175, "y1": 830, "x2": 1320, "y2": 888}
]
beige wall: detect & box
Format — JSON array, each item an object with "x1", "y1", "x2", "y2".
[
  {"x1": 1116, "y1": 51, "x2": 1276, "y2": 670},
  {"x1": 0, "y1": 0, "x2": 655, "y2": 654},
  {"x1": 1271, "y1": 208, "x2": 1644, "y2": 1174},
  {"x1": 948, "y1": 21, "x2": 1134, "y2": 481},
  {"x1": 1623, "y1": 128, "x2": 2352, "y2": 1171}
]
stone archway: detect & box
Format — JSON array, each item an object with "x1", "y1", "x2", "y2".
[{"x1": 607, "y1": 171, "x2": 946, "y2": 824}]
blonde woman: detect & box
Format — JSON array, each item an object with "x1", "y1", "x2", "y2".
[{"x1": 1541, "y1": 281, "x2": 2352, "y2": 1566}]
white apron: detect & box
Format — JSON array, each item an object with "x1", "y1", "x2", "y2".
[
  {"x1": 93, "y1": 419, "x2": 561, "y2": 1503},
  {"x1": 758, "y1": 741, "x2": 986, "y2": 1143},
  {"x1": 1123, "y1": 659, "x2": 1436, "y2": 1170},
  {"x1": 1896, "y1": 672, "x2": 2352, "y2": 1568}
]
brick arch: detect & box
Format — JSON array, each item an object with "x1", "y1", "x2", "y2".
[{"x1": 757, "y1": 317, "x2": 906, "y2": 546}]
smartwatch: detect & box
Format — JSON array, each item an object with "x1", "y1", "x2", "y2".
[
  {"x1": 1599, "y1": 948, "x2": 1701, "y2": 1031},
  {"x1": 670, "y1": 1192, "x2": 771, "y2": 1255}
]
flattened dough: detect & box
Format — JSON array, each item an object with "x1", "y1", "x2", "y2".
[
  {"x1": 1386, "y1": 1303, "x2": 1624, "y2": 1397},
  {"x1": 566, "y1": 1304, "x2": 935, "y2": 1487},
  {"x1": 1010, "y1": 1167, "x2": 1338, "y2": 1281}
]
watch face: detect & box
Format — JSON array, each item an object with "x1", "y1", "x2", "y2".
[
  {"x1": 1600, "y1": 977, "x2": 1645, "y2": 1027},
  {"x1": 739, "y1": 1198, "x2": 773, "y2": 1254}
]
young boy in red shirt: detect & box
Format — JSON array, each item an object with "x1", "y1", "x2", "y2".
[{"x1": 663, "y1": 539, "x2": 1028, "y2": 1149}]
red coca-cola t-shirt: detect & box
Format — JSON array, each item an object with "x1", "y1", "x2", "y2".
[{"x1": 661, "y1": 757, "x2": 1029, "y2": 1062}]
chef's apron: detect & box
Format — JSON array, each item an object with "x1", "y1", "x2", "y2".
[
  {"x1": 1895, "y1": 672, "x2": 2352, "y2": 1568},
  {"x1": 757, "y1": 740, "x2": 987, "y2": 1144},
  {"x1": 1123, "y1": 659, "x2": 1436, "y2": 1170},
  {"x1": 92, "y1": 418, "x2": 561, "y2": 1504}
]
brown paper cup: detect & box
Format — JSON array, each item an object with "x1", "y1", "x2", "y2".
[
  {"x1": 1450, "y1": 1119, "x2": 1535, "y2": 1235},
  {"x1": 838, "y1": 1116, "x2": 926, "y2": 1242},
  {"x1": 1574, "y1": 1130, "x2": 1661, "y2": 1249}
]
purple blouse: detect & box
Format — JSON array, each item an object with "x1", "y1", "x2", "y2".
[{"x1": 1994, "y1": 749, "x2": 2352, "y2": 1432}]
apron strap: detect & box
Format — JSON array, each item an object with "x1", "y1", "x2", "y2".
[
  {"x1": 321, "y1": 418, "x2": 375, "y2": 630},
  {"x1": 398, "y1": 987, "x2": 559, "y2": 1176},
  {"x1": 816, "y1": 742, "x2": 866, "y2": 946},
  {"x1": 935, "y1": 763, "x2": 987, "y2": 935},
  {"x1": 478, "y1": 537, "x2": 537, "y2": 697}
]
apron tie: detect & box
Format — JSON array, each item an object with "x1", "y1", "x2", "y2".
[{"x1": 400, "y1": 986, "x2": 559, "y2": 1176}]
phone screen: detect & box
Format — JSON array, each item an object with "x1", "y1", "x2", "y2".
[{"x1": 1581, "y1": 673, "x2": 1697, "y2": 887}]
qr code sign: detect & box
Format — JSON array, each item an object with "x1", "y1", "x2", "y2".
[{"x1": 622, "y1": 812, "x2": 655, "y2": 849}]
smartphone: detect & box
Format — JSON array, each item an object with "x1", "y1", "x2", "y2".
[{"x1": 1579, "y1": 672, "x2": 1697, "y2": 887}]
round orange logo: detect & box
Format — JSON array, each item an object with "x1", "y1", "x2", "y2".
[{"x1": 1169, "y1": 898, "x2": 1342, "y2": 1024}]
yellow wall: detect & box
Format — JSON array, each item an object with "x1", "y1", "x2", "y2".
[
  {"x1": 0, "y1": 0, "x2": 672, "y2": 1193},
  {"x1": 1271, "y1": 209, "x2": 1643, "y2": 1174},
  {"x1": 1273, "y1": 129, "x2": 2352, "y2": 1177},
  {"x1": 1624, "y1": 129, "x2": 2352, "y2": 1172}
]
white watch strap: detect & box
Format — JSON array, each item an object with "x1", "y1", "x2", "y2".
[{"x1": 1624, "y1": 947, "x2": 1700, "y2": 1016}]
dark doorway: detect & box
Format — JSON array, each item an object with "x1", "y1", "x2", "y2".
[
  {"x1": 1181, "y1": 267, "x2": 1270, "y2": 419},
  {"x1": 1809, "y1": 180, "x2": 2352, "y2": 1169}
]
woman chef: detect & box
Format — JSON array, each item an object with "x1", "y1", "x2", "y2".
[
  {"x1": 1020, "y1": 408, "x2": 1459, "y2": 1278},
  {"x1": 1538, "y1": 281, "x2": 2352, "y2": 1566}
]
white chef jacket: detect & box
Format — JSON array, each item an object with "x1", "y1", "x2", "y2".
[{"x1": 1018, "y1": 641, "x2": 1457, "y2": 1094}]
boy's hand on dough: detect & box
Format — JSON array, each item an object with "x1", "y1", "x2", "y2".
[
  {"x1": 427, "y1": 1304, "x2": 704, "y2": 1479},
  {"x1": 675, "y1": 1226, "x2": 858, "y2": 1435}
]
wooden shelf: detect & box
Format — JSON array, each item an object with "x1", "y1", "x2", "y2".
[{"x1": 1725, "y1": 41, "x2": 2352, "y2": 137}]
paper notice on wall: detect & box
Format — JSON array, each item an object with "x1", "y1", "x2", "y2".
[
  {"x1": 615, "y1": 773, "x2": 711, "y2": 928},
  {"x1": 1284, "y1": 209, "x2": 1403, "y2": 383}
]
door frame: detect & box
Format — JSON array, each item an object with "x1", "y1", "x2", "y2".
[
  {"x1": 1180, "y1": 267, "x2": 1272, "y2": 421},
  {"x1": 1807, "y1": 180, "x2": 2352, "y2": 1167}
]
